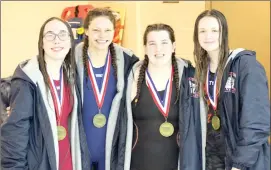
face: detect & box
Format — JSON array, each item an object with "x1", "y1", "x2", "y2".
[
  {"x1": 198, "y1": 16, "x2": 221, "y2": 53},
  {"x1": 43, "y1": 20, "x2": 71, "y2": 62},
  {"x1": 145, "y1": 30, "x2": 175, "y2": 66},
  {"x1": 85, "y1": 16, "x2": 114, "y2": 51}
]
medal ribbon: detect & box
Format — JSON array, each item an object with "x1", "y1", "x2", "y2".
[
  {"x1": 48, "y1": 67, "x2": 65, "y2": 125},
  {"x1": 87, "y1": 51, "x2": 111, "y2": 110},
  {"x1": 205, "y1": 64, "x2": 218, "y2": 111},
  {"x1": 146, "y1": 67, "x2": 173, "y2": 119}
]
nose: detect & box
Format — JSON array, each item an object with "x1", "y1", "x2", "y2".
[
  {"x1": 53, "y1": 35, "x2": 61, "y2": 44},
  {"x1": 206, "y1": 31, "x2": 213, "y2": 39},
  {"x1": 54, "y1": 39, "x2": 60, "y2": 44},
  {"x1": 155, "y1": 44, "x2": 162, "y2": 53},
  {"x1": 99, "y1": 31, "x2": 106, "y2": 38}
]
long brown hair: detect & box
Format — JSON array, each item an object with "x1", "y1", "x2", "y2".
[
  {"x1": 82, "y1": 8, "x2": 118, "y2": 85},
  {"x1": 38, "y1": 17, "x2": 76, "y2": 95},
  {"x1": 193, "y1": 9, "x2": 229, "y2": 96},
  {"x1": 135, "y1": 23, "x2": 180, "y2": 104}
]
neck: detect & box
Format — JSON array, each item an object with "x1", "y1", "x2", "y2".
[
  {"x1": 88, "y1": 47, "x2": 109, "y2": 67},
  {"x1": 148, "y1": 61, "x2": 172, "y2": 75},
  {"x1": 147, "y1": 61, "x2": 172, "y2": 91},
  {"x1": 208, "y1": 49, "x2": 220, "y2": 73},
  {"x1": 88, "y1": 47, "x2": 108, "y2": 60},
  {"x1": 45, "y1": 56, "x2": 63, "y2": 80}
]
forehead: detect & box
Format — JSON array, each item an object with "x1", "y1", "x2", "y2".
[
  {"x1": 44, "y1": 19, "x2": 68, "y2": 33},
  {"x1": 89, "y1": 16, "x2": 114, "y2": 28},
  {"x1": 198, "y1": 16, "x2": 220, "y2": 29},
  {"x1": 147, "y1": 30, "x2": 170, "y2": 42}
]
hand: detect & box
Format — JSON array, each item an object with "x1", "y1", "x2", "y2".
[
  {"x1": 231, "y1": 168, "x2": 240, "y2": 170},
  {"x1": 6, "y1": 106, "x2": 10, "y2": 116}
]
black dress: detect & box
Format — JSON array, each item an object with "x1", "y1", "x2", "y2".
[
  {"x1": 130, "y1": 80, "x2": 179, "y2": 170},
  {"x1": 205, "y1": 72, "x2": 226, "y2": 170}
]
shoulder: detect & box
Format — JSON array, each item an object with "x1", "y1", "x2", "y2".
[
  {"x1": 112, "y1": 43, "x2": 140, "y2": 71},
  {"x1": 130, "y1": 60, "x2": 144, "y2": 81},
  {"x1": 75, "y1": 42, "x2": 84, "y2": 64},
  {"x1": 175, "y1": 57, "x2": 195, "y2": 78},
  {"x1": 10, "y1": 78, "x2": 34, "y2": 96},
  {"x1": 231, "y1": 49, "x2": 264, "y2": 74},
  {"x1": 112, "y1": 43, "x2": 139, "y2": 61},
  {"x1": 112, "y1": 43, "x2": 134, "y2": 57},
  {"x1": 228, "y1": 49, "x2": 268, "y2": 87}
]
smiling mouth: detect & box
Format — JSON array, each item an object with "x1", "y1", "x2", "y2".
[
  {"x1": 96, "y1": 40, "x2": 109, "y2": 44},
  {"x1": 155, "y1": 54, "x2": 165, "y2": 58},
  {"x1": 51, "y1": 47, "x2": 64, "y2": 52}
]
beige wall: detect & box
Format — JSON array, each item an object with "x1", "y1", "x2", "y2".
[
  {"x1": 137, "y1": 1, "x2": 205, "y2": 60},
  {"x1": 210, "y1": 1, "x2": 270, "y2": 91},
  {"x1": 1, "y1": 1, "x2": 205, "y2": 77},
  {"x1": 1, "y1": 1, "x2": 90, "y2": 77},
  {"x1": 87, "y1": 1, "x2": 205, "y2": 59}
]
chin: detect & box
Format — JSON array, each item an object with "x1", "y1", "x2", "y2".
[
  {"x1": 53, "y1": 56, "x2": 67, "y2": 61},
  {"x1": 150, "y1": 59, "x2": 169, "y2": 67},
  {"x1": 95, "y1": 44, "x2": 111, "y2": 50},
  {"x1": 202, "y1": 46, "x2": 219, "y2": 53},
  {"x1": 47, "y1": 52, "x2": 67, "y2": 61}
]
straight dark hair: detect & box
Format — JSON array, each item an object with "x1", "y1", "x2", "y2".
[
  {"x1": 193, "y1": 9, "x2": 229, "y2": 95},
  {"x1": 38, "y1": 17, "x2": 76, "y2": 96}
]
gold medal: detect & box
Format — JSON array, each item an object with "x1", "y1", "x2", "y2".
[
  {"x1": 93, "y1": 113, "x2": 107, "y2": 128},
  {"x1": 159, "y1": 122, "x2": 174, "y2": 137},
  {"x1": 57, "y1": 126, "x2": 67, "y2": 141},
  {"x1": 212, "y1": 115, "x2": 220, "y2": 130}
]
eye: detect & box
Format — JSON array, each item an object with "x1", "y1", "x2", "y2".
[
  {"x1": 92, "y1": 29, "x2": 99, "y2": 32},
  {"x1": 59, "y1": 32, "x2": 68, "y2": 37},
  {"x1": 105, "y1": 29, "x2": 112, "y2": 32},
  {"x1": 199, "y1": 30, "x2": 205, "y2": 33},
  {"x1": 162, "y1": 42, "x2": 168, "y2": 45},
  {"x1": 44, "y1": 33, "x2": 55, "y2": 39},
  {"x1": 212, "y1": 29, "x2": 219, "y2": 32}
]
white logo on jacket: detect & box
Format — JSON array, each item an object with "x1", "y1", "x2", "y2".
[
  {"x1": 224, "y1": 72, "x2": 236, "y2": 93},
  {"x1": 188, "y1": 77, "x2": 199, "y2": 98}
]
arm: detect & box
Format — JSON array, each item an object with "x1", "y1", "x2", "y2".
[
  {"x1": 231, "y1": 57, "x2": 270, "y2": 169},
  {"x1": 1, "y1": 79, "x2": 34, "y2": 169}
]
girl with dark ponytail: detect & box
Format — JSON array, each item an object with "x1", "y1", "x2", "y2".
[
  {"x1": 75, "y1": 8, "x2": 139, "y2": 170},
  {"x1": 119, "y1": 23, "x2": 202, "y2": 170}
]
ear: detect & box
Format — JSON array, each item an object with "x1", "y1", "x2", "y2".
[
  {"x1": 144, "y1": 45, "x2": 148, "y2": 55},
  {"x1": 84, "y1": 29, "x2": 89, "y2": 36},
  {"x1": 172, "y1": 42, "x2": 176, "y2": 52}
]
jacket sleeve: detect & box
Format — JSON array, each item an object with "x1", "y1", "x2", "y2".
[
  {"x1": 125, "y1": 54, "x2": 139, "y2": 79},
  {"x1": 231, "y1": 56, "x2": 270, "y2": 169},
  {"x1": 188, "y1": 65, "x2": 203, "y2": 170},
  {"x1": 180, "y1": 64, "x2": 202, "y2": 170},
  {"x1": 1, "y1": 79, "x2": 34, "y2": 169}
]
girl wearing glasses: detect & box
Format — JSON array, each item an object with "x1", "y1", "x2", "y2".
[
  {"x1": 75, "y1": 8, "x2": 139, "y2": 170},
  {"x1": 1, "y1": 17, "x2": 88, "y2": 170}
]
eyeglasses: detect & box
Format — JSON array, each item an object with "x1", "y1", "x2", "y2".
[{"x1": 43, "y1": 31, "x2": 70, "y2": 41}]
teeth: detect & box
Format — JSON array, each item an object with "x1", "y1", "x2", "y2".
[
  {"x1": 52, "y1": 47, "x2": 63, "y2": 51},
  {"x1": 97, "y1": 40, "x2": 107, "y2": 43},
  {"x1": 155, "y1": 54, "x2": 165, "y2": 57}
]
